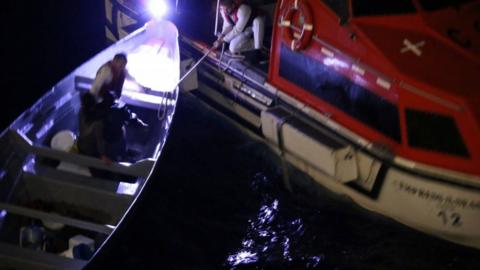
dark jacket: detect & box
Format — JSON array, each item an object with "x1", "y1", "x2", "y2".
[{"x1": 77, "y1": 109, "x2": 107, "y2": 158}]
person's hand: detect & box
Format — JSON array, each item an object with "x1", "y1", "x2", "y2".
[
  {"x1": 140, "y1": 119, "x2": 149, "y2": 127},
  {"x1": 213, "y1": 39, "x2": 223, "y2": 49},
  {"x1": 140, "y1": 85, "x2": 151, "y2": 93},
  {"x1": 213, "y1": 33, "x2": 226, "y2": 49},
  {"x1": 136, "y1": 118, "x2": 149, "y2": 131}
]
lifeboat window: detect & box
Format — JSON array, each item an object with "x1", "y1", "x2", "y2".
[
  {"x1": 352, "y1": 0, "x2": 416, "y2": 17},
  {"x1": 322, "y1": 0, "x2": 350, "y2": 24},
  {"x1": 279, "y1": 45, "x2": 401, "y2": 142},
  {"x1": 419, "y1": 0, "x2": 475, "y2": 11},
  {"x1": 406, "y1": 109, "x2": 469, "y2": 157}
]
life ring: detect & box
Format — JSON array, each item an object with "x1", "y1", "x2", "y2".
[{"x1": 280, "y1": 0, "x2": 314, "y2": 51}]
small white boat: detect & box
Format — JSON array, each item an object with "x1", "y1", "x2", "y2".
[{"x1": 0, "y1": 19, "x2": 180, "y2": 269}]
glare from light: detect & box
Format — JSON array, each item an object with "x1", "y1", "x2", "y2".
[
  {"x1": 323, "y1": 57, "x2": 349, "y2": 69},
  {"x1": 227, "y1": 250, "x2": 258, "y2": 266},
  {"x1": 117, "y1": 181, "x2": 140, "y2": 195},
  {"x1": 147, "y1": 0, "x2": 168, "y2": 19},
  {"x1": 127, "y1": 43, "x2": 179, "y2": 92},
  {"x1": 121, "y1": 91, "x2": 176, "y2": 105},
  {"x1": 35, "y1": 119, "x2": 54, "y2": 140}
]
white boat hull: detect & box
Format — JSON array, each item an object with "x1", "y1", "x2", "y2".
[{"x1": 260, "y1": 106, "x2": 480, "y2": 249}]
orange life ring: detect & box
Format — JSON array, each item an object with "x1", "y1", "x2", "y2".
[{"x1": 280, "y1": 0, "x2": 314, "y2": 51}]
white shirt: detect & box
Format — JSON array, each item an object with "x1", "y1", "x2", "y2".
[
  {"x1": 89, "y1": 64, "x2": 133, "y2": 100},
  {"x1": 221, "y1": 4, "x2": 252, "y2": 43}
]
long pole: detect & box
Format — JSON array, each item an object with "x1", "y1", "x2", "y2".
[
  {"x1": 157, "y1": 45, "x2": 217, "y2": 120},
  {"x1": 214, "y1": 0, "x2": 221, "y2": 36},
  {"x1": 175, "y1": 45, "x2": 217, "y2": 88}
]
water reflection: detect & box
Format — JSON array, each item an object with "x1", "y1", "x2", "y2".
[
  {"x1": 227, "y1": 250, "x2": 258, "y2": 267},
  {"x1": 227, "y1": 173, "x2": 324, "y2": 269}
]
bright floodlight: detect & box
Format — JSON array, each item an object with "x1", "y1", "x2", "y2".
[{"x1": 148, "y1": 0, "x2": 168, "y2": 19}]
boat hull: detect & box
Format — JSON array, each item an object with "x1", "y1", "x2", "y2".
[
  {"x1": 263, "y1": 106, "x2": 480, "y2": 249},
  {"x1": 179, "y1": 37, "x2": 480, "y2": 250}
]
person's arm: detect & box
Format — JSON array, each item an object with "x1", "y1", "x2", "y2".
[
  {"x1": 89, "y1": 66, "x2": 112, "y2": 99},
  {"x1": 125, "y1": 69, "x2": 151, "y2": 93},
  {"x1": 220, "y1": 7, "x2": 233, "y2": 36},
  {"x1": 213, "y1": 10, "x2": 232, "y2": 48},
  {"x1": 223, "y1": 4, "x2": 252, "y2": 43},
  {"x1": 124, "y1": 69, "x2": 135, "y2": 81},
  {"x1": 120, "y1": 105, "x2": 149, "y2": 128}
]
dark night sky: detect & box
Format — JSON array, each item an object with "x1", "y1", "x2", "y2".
[{"x1": 1, "y1": 1, "x2": 106, "y2": 130}]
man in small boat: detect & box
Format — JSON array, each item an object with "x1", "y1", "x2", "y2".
[
  {"x1": 98, "y1": 91, "x2": 149, "y2": 163},
  {"x1": 214, "y1": 0, "x2": 265, "y2": 60},
  {"x1": 89, "y1": 53, "x2": 148, "y2": 101},
  {"x1": 78, "y1": 91, "x2": 148, "y2": 168},
  {"x1": 77, "y1": 91, "x2": 112, "y2": 165}
]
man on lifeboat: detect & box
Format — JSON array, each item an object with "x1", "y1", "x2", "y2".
[{"x1": 214, "y1": 0, "x2": 265, "y2": 60}]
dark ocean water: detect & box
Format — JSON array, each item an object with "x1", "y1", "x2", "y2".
[
  {"x1": 87, "y1": 92, "x2": 480, "y2": 270},
  {"x1": 1, "y1": 0, "x2": 106, "y2": 130},
  {"x1": 2, "y1": 1, "x2": 480, "y2": 269}
]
